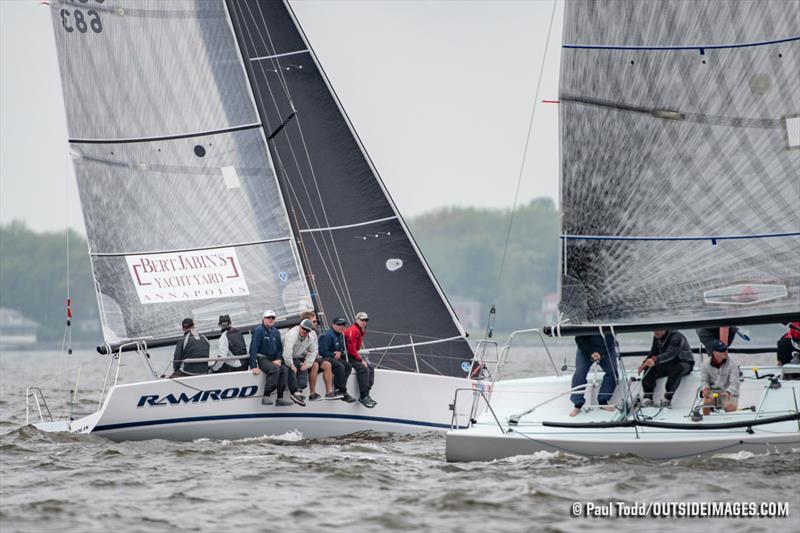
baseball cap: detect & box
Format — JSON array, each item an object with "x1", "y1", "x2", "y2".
[
  {"x1": 300, "y1": 319, "x2": 314, "y2": 331},
  {"x1": 332, "y1": 317, "x2": 348, "y2": 326},
  {"x1": 218, "y1": 314, "x2": 231, "y2": 326},
  {"x1": 711, "y1": 340, "x2": 728, "y2": 352},
  {"x1": 263, "y1": 309, "x2": 276, "y2": 318},
  {"x1": 355, "y1": 312, "x2": 369, "y2": 321},
  {"x1": 181, "y1": 318, "x2": 194, "y2": 328}
]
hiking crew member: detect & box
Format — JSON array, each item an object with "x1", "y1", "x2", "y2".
[
  {"x1": 638, "y1": 330, "x2": 695, "y2": 408},
  {"x1": 283, "y1": 319, "x2": 319, "y2": 406},
  {"x1": 249, "y1": 310, "x2": 291, "y2": 406},
  {"x1": 300, "y1": 310, "x2": 325, "y2": 401},
  {"x1": 172, "y1": 318, "x2": 211, "y2": 377},
  {"x1": 777, "y1": 321, "x2": 800, "y2": 365},
  {"x1": 344, "y1": 312, "x2": 376, "y2": 408},
  {"x1": 212, "y1": 314, "x2": 248, "y2": 373},
  {"x1": 318, "y1": 317, "x2": 356, "y2": 402},
  {"x1": 700, "y1": 340, "x2": 740, "y2": 414},
  {"x1": 568, "y1": 333, "x2": 617, "y2": 416}
]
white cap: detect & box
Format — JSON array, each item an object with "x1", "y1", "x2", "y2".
[
  {"x1": 355, "y1": 312, "x2": 369, "y2": 320},
  {"x1": 263, "y1": 309, "x2": 276, "y2": 318}
]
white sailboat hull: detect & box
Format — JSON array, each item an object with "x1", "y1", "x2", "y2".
[
  {"x1": 41, "y1": 369, "x2": 476, "y2": 441},
  {"x1": 446, "y1": 366, "x2": 800, "y2": 461}
]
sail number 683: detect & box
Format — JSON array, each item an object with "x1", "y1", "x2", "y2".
[{"x1": 60, "y1": 8, "x2": 103, "y2": 34}]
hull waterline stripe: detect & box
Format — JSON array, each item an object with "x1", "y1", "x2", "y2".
[
  {"x1": 91, "y1": 236, "x2": 293, "y2": 257},
  {"x1": 299, "y1": 216, "x2": 398, "y2": 233},
  {"x1": 563, "y1": 35, "x2": 800, "y2": 52},
  {"x1": 250, "y1": 49, "x2": 309, "y2": 62},
  {"x1": 93, "y1": 412, "x2": 461, "y2": 432},
  {"x1": 69, "y1": 123, "x2": 262, "y2": 145}
]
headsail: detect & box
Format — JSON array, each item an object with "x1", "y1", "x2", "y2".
[
  {"x1": 557, "y1": 0, "x2": 800, "y2": 330},
  {"x1": 49, "y1": 0, "x2": 312, "y2": 342},
  {"x1": 227, "y1": 0, "x2": 474, "y2": 376}
]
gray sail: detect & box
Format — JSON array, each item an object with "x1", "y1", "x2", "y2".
[
  {"x1": 49, "y1": 0, "x2": 312, "y2": 342},
  {"x1": 226, "y1": 0, "x2": 474, "y2": 376},
  {"x1": 558, "y1": 0, "x2": 800, "y2": 329}
]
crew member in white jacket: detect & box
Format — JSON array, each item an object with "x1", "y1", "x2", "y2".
[
  {"x1": 700, "y1": 340, "x2": 741, "y2": 414},
  {"x1": 283, "y1": 319, "x2": 319, "y2": 404}
]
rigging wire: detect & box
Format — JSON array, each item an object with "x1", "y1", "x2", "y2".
[{"x1": 490, "y1": 0, "x2": 559, "y2": 317}]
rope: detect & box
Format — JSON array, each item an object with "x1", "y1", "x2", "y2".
[{"x1": 491, "y1": 0, "x2": 559, "y2": 308}]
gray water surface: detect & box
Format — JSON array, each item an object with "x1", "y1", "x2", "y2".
[{"x1": 1, "y1": 348, "x2": 797, "y2": 532}]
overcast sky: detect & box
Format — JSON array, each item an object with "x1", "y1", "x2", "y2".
[{"x1": 0, "y1": 0, "x2": 563, "y2": 234}]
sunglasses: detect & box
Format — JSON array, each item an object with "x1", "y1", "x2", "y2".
[{"x1": 264, "y1": 316, "x2": 276, "y2": 320}]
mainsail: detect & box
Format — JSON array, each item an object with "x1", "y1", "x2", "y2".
[
  {"x1": 226, "y1": 0, "x2": 473, "y2": 376},
  {"x1": 557, "y1": 0, "x2": 800, "y2": 330},
  {"x1": 50, "y1": 0, "x2": 313, "y2": 342},
  {"x1": 50, "y1": 0, "x2": 473, "y2": 376}
]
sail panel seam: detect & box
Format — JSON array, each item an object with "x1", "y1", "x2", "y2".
[
  {"x1": 299, "y1": 216, "x2": 398, "y2": 233},
  {"x1": 361, "y1": 336, "x2": 466, "y2": 353},
  {"x1": 68, "y1": 123, "x2": 262, "y2": 144},
  {"x1": 563, "y1": 35, "x2": 800, "y2": 51},
  {"x1": 90, "y1": 236, "x2": 293, "y2": 257},
  {"x1": 250, "y1": 49, "x2": 310, "y2": 62},
  {"x1": 561, "y1": 232, "x2": 800, "y2": 242}
]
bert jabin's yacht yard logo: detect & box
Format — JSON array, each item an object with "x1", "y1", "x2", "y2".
[{"x1": 126, "y1": 248, "x2": 250, "y2": 304}]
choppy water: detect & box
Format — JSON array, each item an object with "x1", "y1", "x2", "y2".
[{"x1": 1, "y1": 346, "x2": 798, "y2": 532}]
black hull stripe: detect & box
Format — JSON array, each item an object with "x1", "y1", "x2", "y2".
[
  {"x1": 93, "y1": 412, "x2": 461, "y2": 432},
  {"x1": 69, "y1": 123, "x2": 262, "y2": 145}
]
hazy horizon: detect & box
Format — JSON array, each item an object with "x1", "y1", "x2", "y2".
[{"x1": 0, "y1": 0, "x2": 563, "y2": 235}]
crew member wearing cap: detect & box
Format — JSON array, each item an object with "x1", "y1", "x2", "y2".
[
  {"x1": 171, "y1": 318, "x2": 211, "y2": 377},
  {"x1": 700, "y1": 340, "x2": 740, "y2": 414},
  {"x1": 212, "y1": 315, "x2": 248, "y2": 373},
  {"x1": 318, "y1": 317, "x2": 356, "y2": 402},
  {"x1": 282, "y1": 318, "x2": 320, "y2": 406},
  {"x1": 344, "y1": 312, "x2": 377, "y2": 408},
  {"x1": 299, "y1": 310, "x2": 326, "y2": 401},
  {"x1": 249, "y1": 310, "x2": 291, "y2": 406}
]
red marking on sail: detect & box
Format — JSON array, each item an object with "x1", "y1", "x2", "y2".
[
  {"x1": 542, "y1": 100, "x2": 560, "y2": 104},
  {"x1": 67, "y1": 298, "x2": 72, "y2": 318}
]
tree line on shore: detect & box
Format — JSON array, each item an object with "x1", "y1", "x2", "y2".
[{"x1": 0, "y1": 199, "x2": 559, "y2": 341}]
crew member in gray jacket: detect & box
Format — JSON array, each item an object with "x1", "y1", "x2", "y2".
[
  {"x1": 638, "y1": 330, "x2": 695, "y2": 407},
  {"x1": 700, "y1": 340, "x2": 740, "y2": 414}
]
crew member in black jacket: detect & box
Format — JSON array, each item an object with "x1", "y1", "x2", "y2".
[
  {"x1": 172, "y1": 318, "x2": 211, "y2": 376},
  {"x1": 638, "y1": 330, "x2": 695, "y2": 408}
]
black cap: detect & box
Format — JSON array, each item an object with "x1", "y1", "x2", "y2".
[
  {"x1": 181, "y1": 318, "x2": 194, "y2": 329},
  {"x1": 332, "y1": 317, "x2": 348, "y2": 326},
  {"x1": 218, "y1": 314, "x2": 231, "y2": 326}
]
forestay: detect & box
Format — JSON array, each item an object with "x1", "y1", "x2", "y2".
[
  {"x1": 558, "y1": 0, "x2": 800, "y2": 328},
  {"x1": 49, "y1": 0, "x2": 312, "y2": 342},
  {"x1": 226, "y1": 0, "x2": 474, "y2": 376}
]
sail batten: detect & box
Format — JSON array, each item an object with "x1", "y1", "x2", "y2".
[{"x1": 558, "y1": 0, "x2": 800, "y2": 328}]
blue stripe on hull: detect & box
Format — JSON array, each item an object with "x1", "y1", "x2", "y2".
[{"x1": 93, "y1": 412, "x2": 458, "y2": 432}]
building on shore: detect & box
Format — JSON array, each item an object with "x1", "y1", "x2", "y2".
[{"x1": 0, "y1": 308, "x2": 40, "y2": 349}]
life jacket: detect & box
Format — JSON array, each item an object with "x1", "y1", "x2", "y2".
[{"x1": 226, "y1": 327, "x2": 247, "y2": 355}]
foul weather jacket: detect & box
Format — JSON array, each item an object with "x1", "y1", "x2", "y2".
[
  {"x1": 248, "y1": 324, "x2": 283, "y2": 368},
  {"x1": 319, "y1": 328, "x2": 345, "y2": 359},
  {"x1": 344, "y1": 324, "x2": 365, "y2": 362}
]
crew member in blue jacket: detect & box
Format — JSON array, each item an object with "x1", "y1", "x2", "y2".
[
  {"x1": 250, "y1": 309, "x2": 292, "y2": 406},
  {"x1": 569, "y1": 333, "x2": 618, "y2": 416},
  {"x1": 318, "y1": 317, "x2": 357, "y2": 402}
]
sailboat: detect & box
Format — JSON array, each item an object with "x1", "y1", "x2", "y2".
[
  {"x1": 29, "y1": 0, "x2": 481, "y2": 440},
  {"x1": 446, "y1": 0, "x2": 800, "y2": 461}
]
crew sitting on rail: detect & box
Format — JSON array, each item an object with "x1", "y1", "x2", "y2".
[
  {"x1": 569, "y1": 332, "x2": 618, "y2": 417},
  {"x1": 318, "y1": 317, "x2": 357, "y2": 403},
  {"x1": 638, "y1": 329, "x2": 695, "y2": 408},
  {"x1": 283, "y1": 318, "x2": 320, "y2": 406},
  {"x1": 249, "y1": 310, "x2": 293, "y2": 407},
  {"x1": 699, "y1": 340, "x2": 740, "y2": 414},
  {"x1": 171, "y1": 318, "x2": 211, "y2": 377},
  {"x1": 344, "y1": 311, "x2": 377, "y2": 408},
  {"x1": 777, "y1": 321, "x2": 800, "y2": 366},
  {"x1": 212, "y1": 314, "x2": 249, "y2": 373}
]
